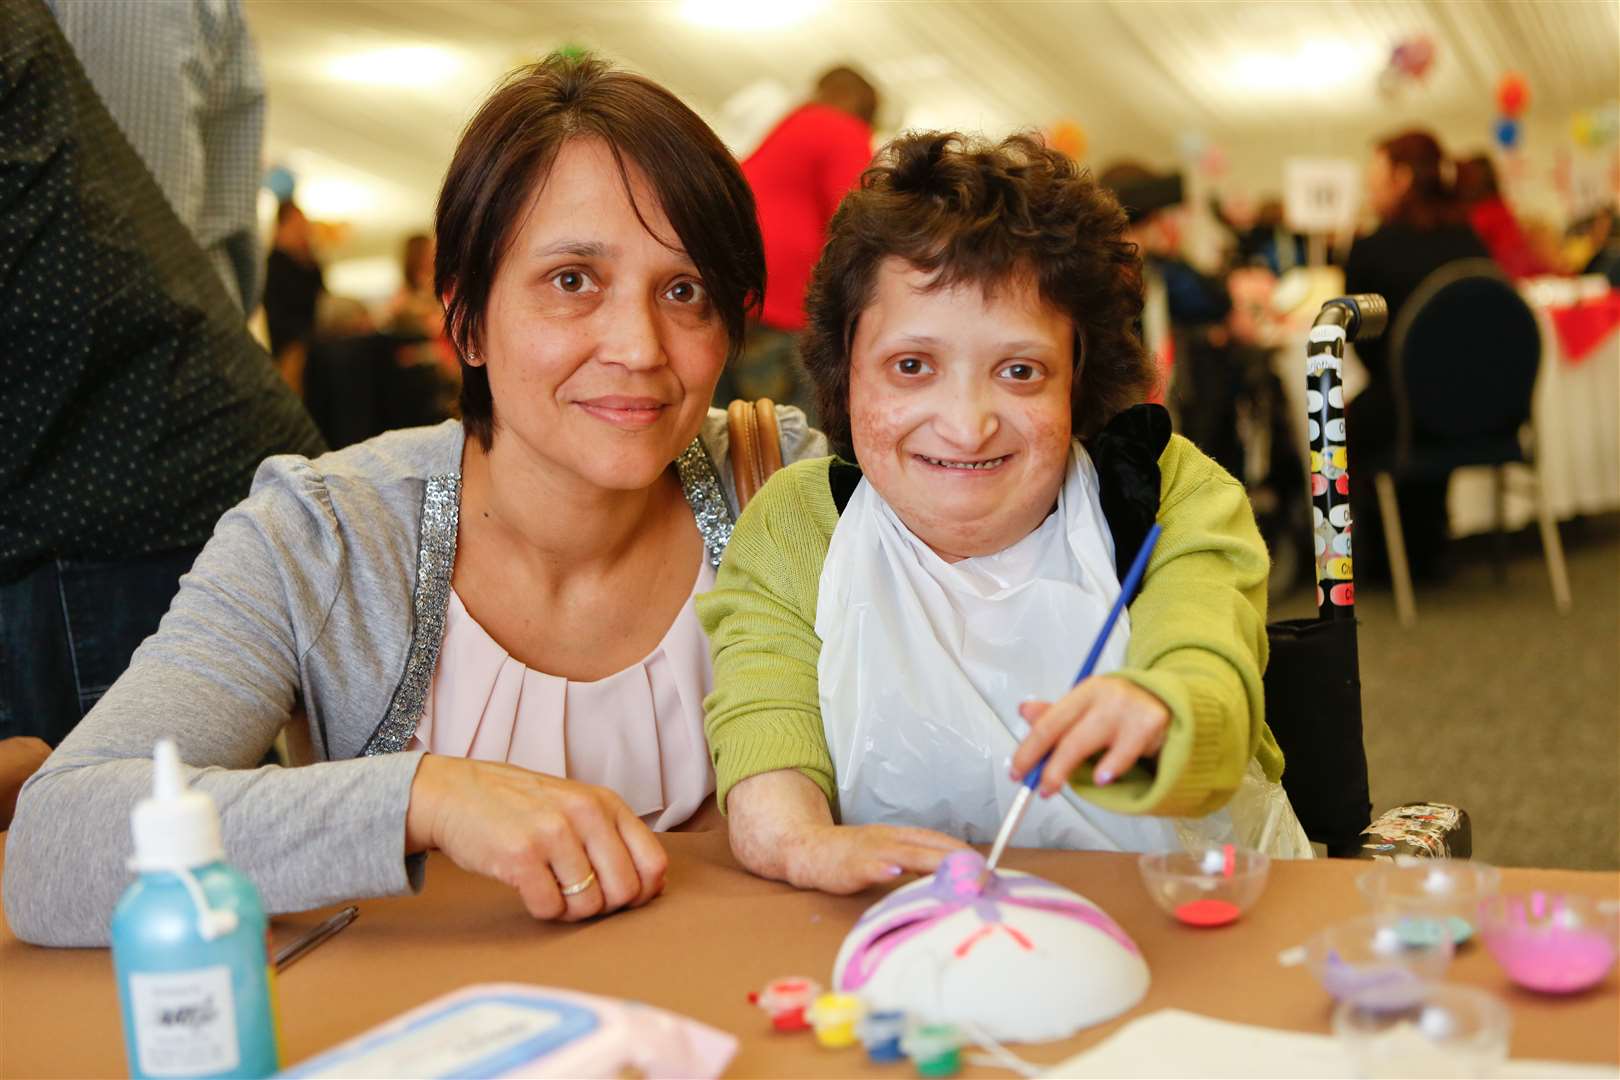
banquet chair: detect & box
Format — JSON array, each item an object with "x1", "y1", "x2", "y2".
[
  {"x1": 303, "y1": 331, "x2": 456, "y2": 451},
  {"x1": 1372, "y1": 259, "x2": 1572, "y2": 627}
]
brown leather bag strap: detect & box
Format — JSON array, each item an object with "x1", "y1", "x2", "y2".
[{"x1": 726, "y1": 397, "x2": 783, "y2": 513}]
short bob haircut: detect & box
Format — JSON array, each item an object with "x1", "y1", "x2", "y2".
[
  {"x1": 801, "y1": 132, "x2": 1155, "y2": 457},
  {"x1": 435, "y1": 53, "x2": 764, "y2": 449}
]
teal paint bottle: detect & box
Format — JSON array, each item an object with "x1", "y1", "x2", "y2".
[{"x1": 111, "y1": 740, "x2": 281, "y2": 1079}]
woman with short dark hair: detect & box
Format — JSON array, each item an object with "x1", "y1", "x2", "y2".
[
  {"x1": 700, "y1": 133, "x2": 1308, "y2": 895},
  {"x1": 6, "y1": 54, "x2": 826, "y2": 945}
]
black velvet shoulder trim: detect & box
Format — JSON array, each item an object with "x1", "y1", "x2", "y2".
[
  {"x1": 826, "y1": 404, "x2": 1168, "y2": 586},
  {"x1": 1088, "y1": 403, "x2": 1171, "y2": 581},
  {"x1": 829, "y1": 460, "x2": 863, "y2": 514}
]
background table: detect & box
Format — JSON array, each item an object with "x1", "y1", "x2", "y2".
[
  {"x1": 1268, "y1": 279, "x2": 1620, "y2": 539},
  {"x1": 1449, "y1": 283, "x2": 1620, "y2": 537},
  {"x1": 1, "y1": 832, "x2": 1615, "y2": 1078}
]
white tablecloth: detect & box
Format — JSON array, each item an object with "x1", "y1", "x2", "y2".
[
  {"x1": 1448, "y1": 283, "x2": 1620, "y2": 536},
  {"x1": 1270, "y1": 280, "x2": 1620, "y2": 538}
]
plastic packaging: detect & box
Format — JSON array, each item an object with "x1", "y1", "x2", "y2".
[
  {"x1": 112, "y1": 740, "x2": 280, "y2": 1079},
  {"x1": 279, "y1": 983, "x2": 737, "y2": 1078}
]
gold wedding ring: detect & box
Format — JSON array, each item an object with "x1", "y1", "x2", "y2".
[{"x1": 558, "y1": 870, "x2": 597, "y2": 897}]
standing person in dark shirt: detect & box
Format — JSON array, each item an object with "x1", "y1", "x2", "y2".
[
  {"x1": 1344, "y1": 130, "x2": 1489, "y2": 581},
  {"x1": 262, "y1": 199, "x2": 326, "y2": 392},
  {"x1": 0, "y1": 0, "x2": 325, "y2": 751},
  {"x1": 714, "y1": 66, "x2": 877, "y2": 423}
]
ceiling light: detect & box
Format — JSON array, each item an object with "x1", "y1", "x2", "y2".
[
  {"x1": 325, "y1": 45, "x2": 463, "y2": 88},
  {"x1": 1229, "y1": 39, "x2": 1375, "y2": 95},
  {"x1": 677, "y1": 0, "x2": 822, "y2": 30},
  {"x1": 296, "y1": 177, "x2": 373, "y2": 220}
]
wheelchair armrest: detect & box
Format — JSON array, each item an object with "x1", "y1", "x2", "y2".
[{"x1": 1355, "y1": 802, "x2": 1472, "y2": 860}]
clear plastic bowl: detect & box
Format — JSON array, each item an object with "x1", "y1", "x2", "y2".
[
  {"x1": 1333, "y1": 983, "x2": 1511, "y2": 1079},
  {"x1": 1281, "y1": 913, "x2": 1455, "y2": 1005},
  {"x1": 1477, "y1": 892, "x2": 1620, "y2": 994},
  {"x1": 1138, "y1": 845, "x2": 1269, "y2": 927},
  {"x1": 1357, "y1": 859, "x2": 1501, "y2": 945}
]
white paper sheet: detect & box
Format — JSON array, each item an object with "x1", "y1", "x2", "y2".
[{"x1": 1041, "y1": 1009, "x2": 1619, "y2": 1079}]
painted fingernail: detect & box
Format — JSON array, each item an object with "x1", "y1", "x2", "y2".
[
  {"x1": 885, "y1": 865, "x2": 904, "y2": 877},
  {"x1": 1096, "y1": 769, "x2": 1115, "y2": 785}
]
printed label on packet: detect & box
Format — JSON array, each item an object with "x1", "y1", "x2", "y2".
[
  {"x1": 290, "y1": 1000, "x2": 580, "y2": 1078},
  {"x1": 129, "y1": 966, "x2": 240, "y2": 1077}
]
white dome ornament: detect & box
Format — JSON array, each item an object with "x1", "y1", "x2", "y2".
[{"x1": 832, "y1": 851, "x2": 1150, "y2": 1043}]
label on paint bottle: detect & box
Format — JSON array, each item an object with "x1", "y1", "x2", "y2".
[{"x1": 128, "y1": 966, "x2": 240, "y2": 1077}]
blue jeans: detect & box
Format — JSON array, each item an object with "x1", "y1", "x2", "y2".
[{"x1": 0, "y1": 547, "x2": 199, "y2": 746}]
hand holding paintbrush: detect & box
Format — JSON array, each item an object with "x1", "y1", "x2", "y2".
[{"x1": 981, "y1": 524, "x2": 1165, "y2": 886}]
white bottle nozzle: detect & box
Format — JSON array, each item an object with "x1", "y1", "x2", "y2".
[
  {"x1": 129, "y1": 739, "x2": 225, "y2": 874},
  {"x1": 152, "y1": 738, "x2": 183, "y2": 800},
  {"x1": 129, "y1": 740, "x2": 238, "y2": 939}
]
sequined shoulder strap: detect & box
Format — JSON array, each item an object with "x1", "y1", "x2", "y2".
[
  {"x1": 362, "y1": 473, "x2": 461, "y2": 756},
  {"x1": 676, "y1": 438, "x2": 735, "y2": 569}
]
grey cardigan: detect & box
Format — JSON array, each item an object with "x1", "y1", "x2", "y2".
[{"x1": 4, "y1": 410, "x2": 826, "y2": 945}]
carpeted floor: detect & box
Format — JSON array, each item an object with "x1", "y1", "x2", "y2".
[{"x1": 1272, "y1": 514, "x2": 1620, "y2": 871}]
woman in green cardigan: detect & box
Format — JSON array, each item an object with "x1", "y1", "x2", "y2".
[{"x1": 698, "y1": 133, "x2": 1310, "y2": 896}]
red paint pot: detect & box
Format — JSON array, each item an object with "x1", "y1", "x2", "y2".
[{"x1": 1174, "y1": 898, "x2": 1244, "y2": 926}]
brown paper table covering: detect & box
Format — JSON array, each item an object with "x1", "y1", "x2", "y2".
[{"x1": 2, "y1": 831, "x2": 1615, "y2": 1078}]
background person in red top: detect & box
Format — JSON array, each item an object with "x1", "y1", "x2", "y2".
[
  {"x1": 715, "y1": 66, "x2": 879, "y2": 423},
  {"x1": 1455, "y1": 154, "x2": 1559, "y2": 280}
]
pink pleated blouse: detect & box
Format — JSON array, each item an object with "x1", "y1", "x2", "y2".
[{"x1": 409, "y1": 558, "x2": 717, "y2": 831}]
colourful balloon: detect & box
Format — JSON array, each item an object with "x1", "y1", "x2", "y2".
[
  {"x1": 1496, "y1": 72, "x2": 1529, "y2": 117},
  {"x1": 1048, "y1": 120, "x2": 1086, "y2": 161},
  {"x1": 1493, "y1": 116, "x2": 1521, "y2": 150},
  {"x1": 1393, "y1": 36, "x2": 1435, "y2": 80},
  {"x1": 263, "y1": 165, "x2": 295, "y2": 201},
  {"x1": 1571, "y1": 112, "x2": 1596, "y2": 147}
]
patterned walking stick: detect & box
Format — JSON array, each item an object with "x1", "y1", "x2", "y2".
[{"x1": 1307, "y1": 295, "x2": 1387, "y2": 619}]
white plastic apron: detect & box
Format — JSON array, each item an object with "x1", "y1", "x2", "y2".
[{"x1": 816, "y1": 442, "x2": 1311, "y2": 856}]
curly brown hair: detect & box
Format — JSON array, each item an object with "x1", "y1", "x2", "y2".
[{"x1": 801, "y1": 132, "x2": 1154, "y2": 457}]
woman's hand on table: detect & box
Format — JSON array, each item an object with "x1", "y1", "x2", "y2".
[
  {"x1": 405, "y1": 755, "x2": 667, "y2": 922},
  {"x1": 726, "y1": 769, "x2": 967, "y2": 894},
  {"x1": 781, "y1": 823, "x2": 969, "y2": 894},
  {"x1": 1011, "y1": 676, "x2": 1170, "y2": 795}
]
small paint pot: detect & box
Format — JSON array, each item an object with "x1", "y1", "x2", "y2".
[
  {"x1": 901, "y1": 1022, "x2": 962, "y2": 1077},
  {"x1": 1279, "y1": 913, "x2": 1455, "y2": 1006},
  {"x1": 1357, "y1": 859, "x2": 1500, "y2": 945},
  {"x1": 805, "y1": 992, "x2": 864, "y2": 1049},
  {"x1": 857, "y1": 1009, "x2": 907, "y2": 1063},
  {"x1": 1139, "y1": 845, "x2": 1269, "y2": 927},
  {"x1": 1478, "y1": 892, "x2": 1619, "y2": 994},
  {"x1": 1333, "y1": 983, "x2": 1510, "y2": 1077},
  {"x1": 747, "y1": 976, "x2": 821, "y2": 1032}
]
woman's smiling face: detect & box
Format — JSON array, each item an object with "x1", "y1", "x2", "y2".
[
  {"x1": 473, "y1": 137, "x2": 728, "y2": 490},
  {"x1": 847, "y1": 259, "x2": 1077, "y2": 561}
]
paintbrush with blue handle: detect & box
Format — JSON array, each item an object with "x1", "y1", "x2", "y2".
[{"x1": 978, "y1": 522, "x2": 1164, "y2": 889}]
